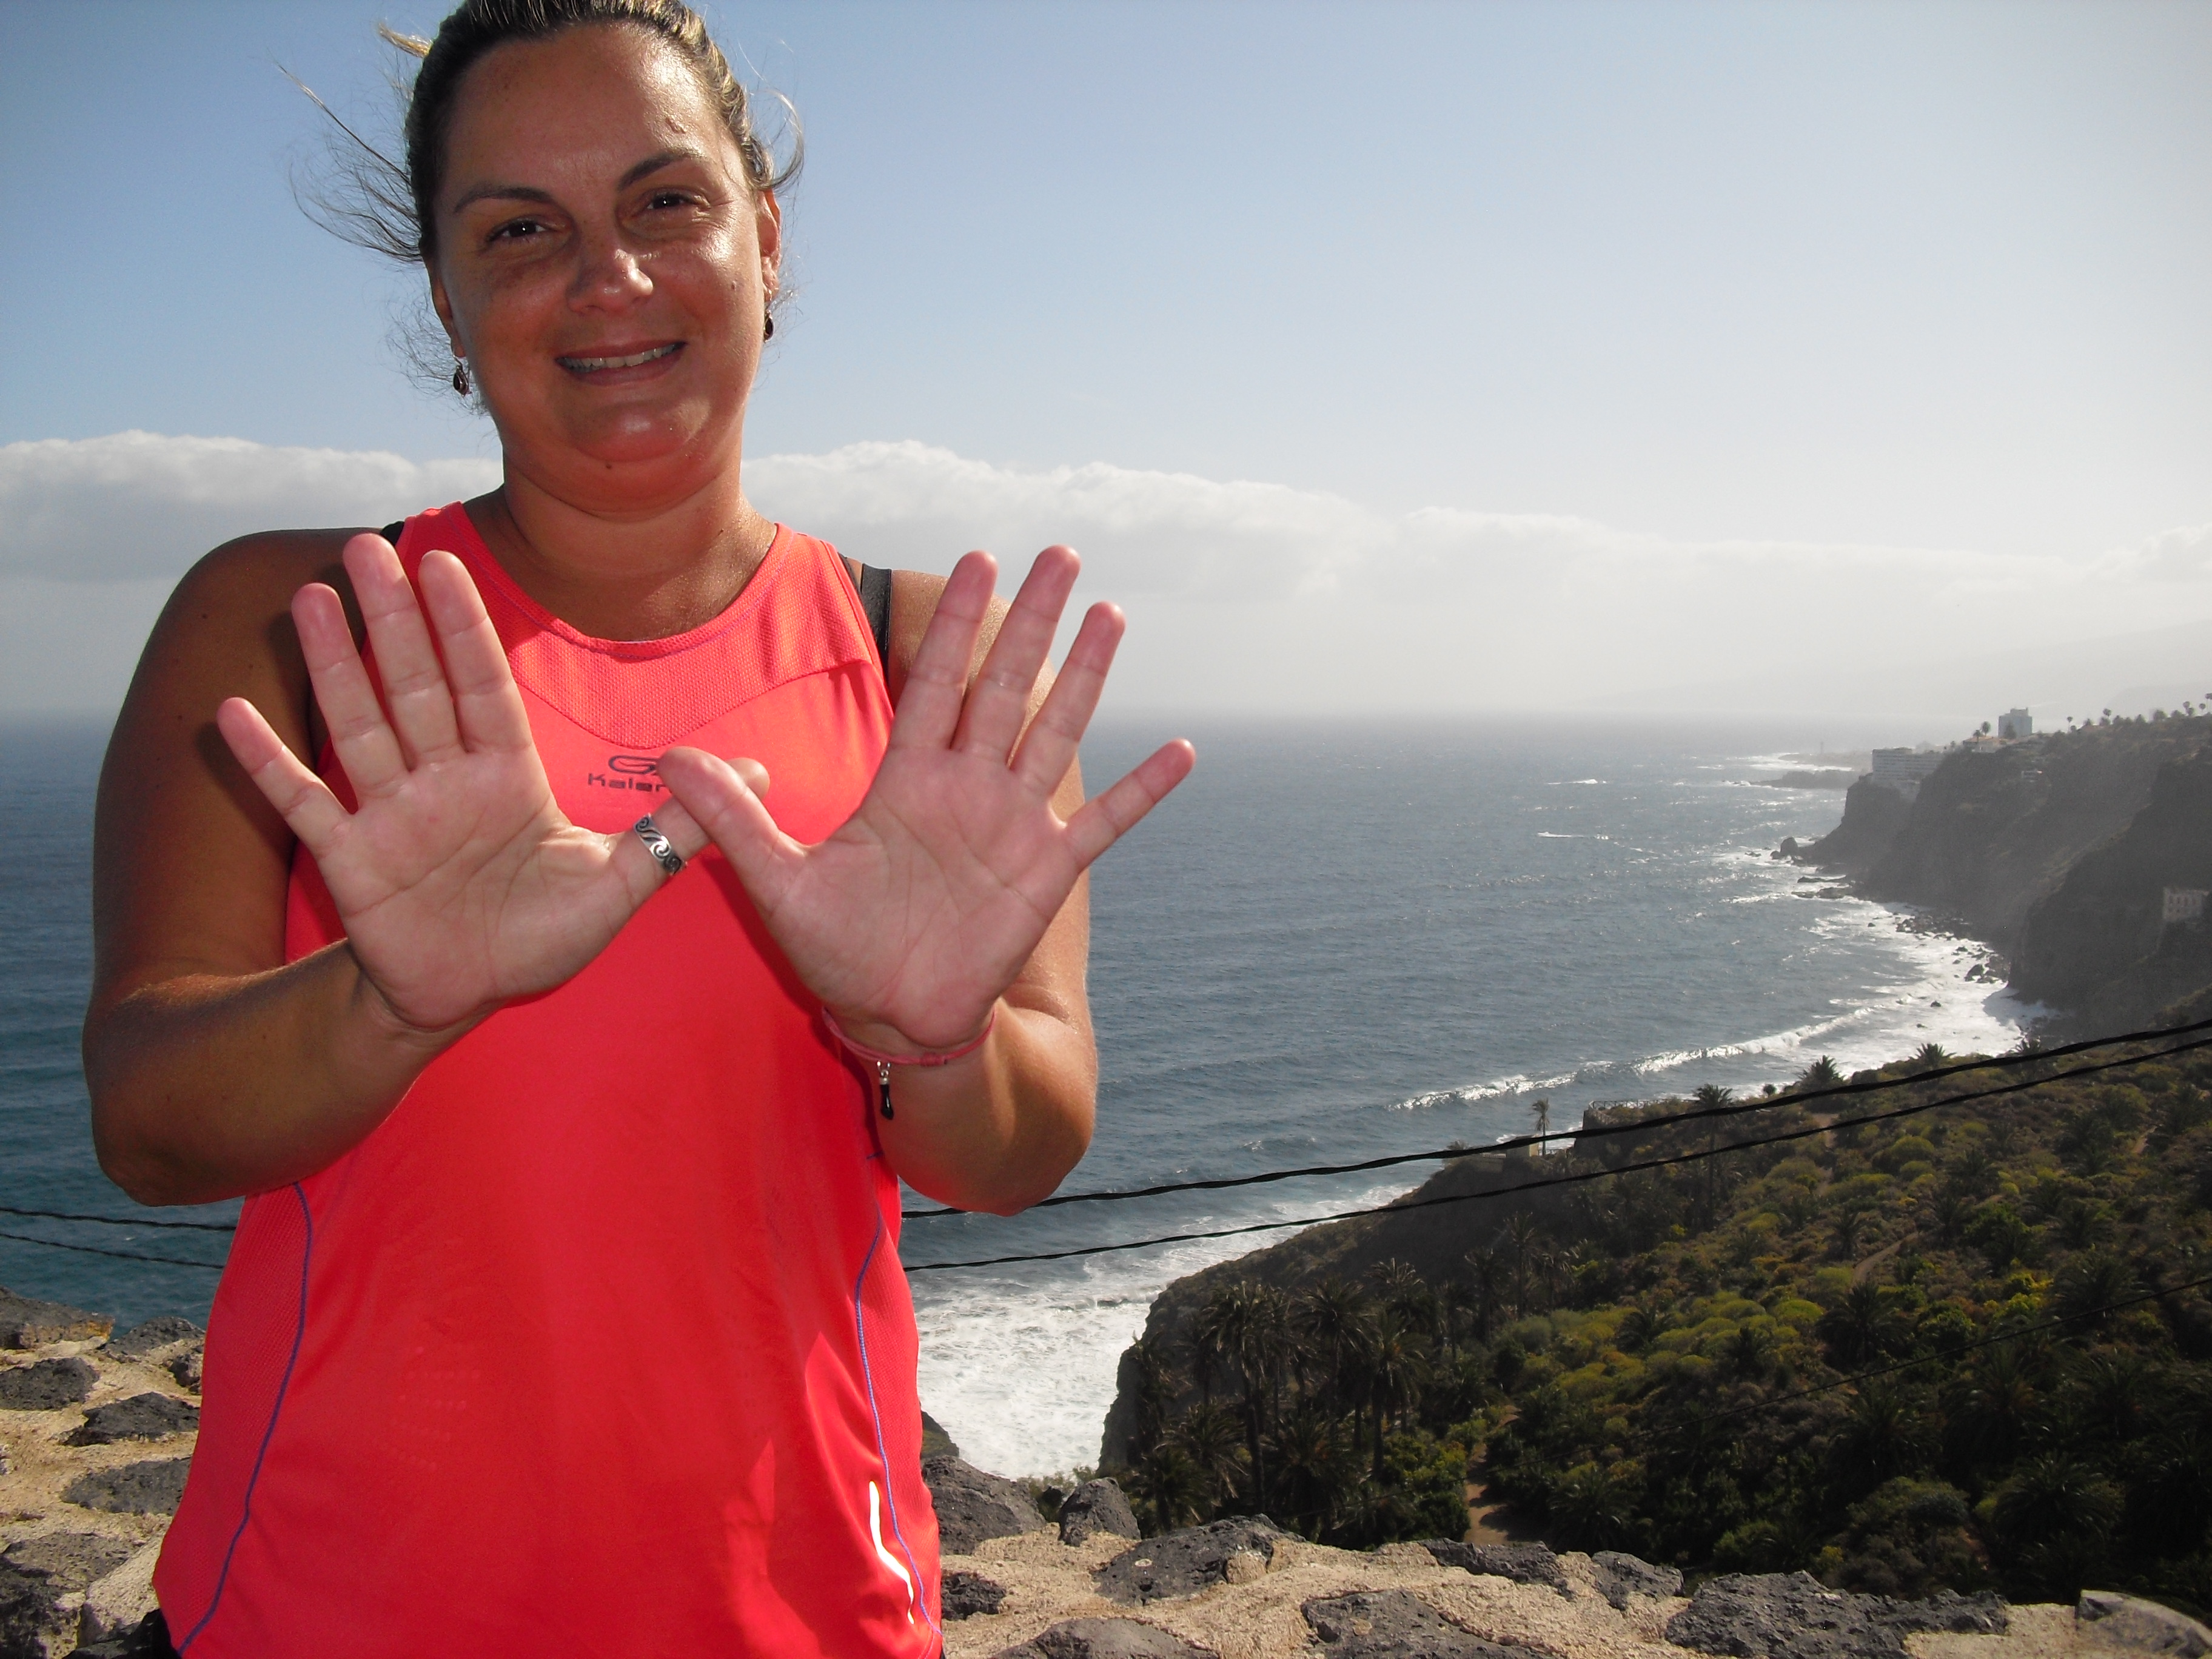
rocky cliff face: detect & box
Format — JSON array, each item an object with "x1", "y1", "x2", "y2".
[
  {"x1": 2012, "y1": 744, "x2": 2212, "y2": 1029},
  {"x1": 1798, "y1": 717, "x2": 2212, "y2": 1025}
]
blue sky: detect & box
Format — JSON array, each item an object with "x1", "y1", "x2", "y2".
[{"x1": 3, "y1": 1, "x2": 2209, "y2": 724}]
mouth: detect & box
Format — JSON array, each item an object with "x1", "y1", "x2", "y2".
[{"x1": 555, "y1": 341, "x2": 684, "y2": 374}]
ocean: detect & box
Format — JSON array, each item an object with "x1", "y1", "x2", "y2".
[{"x1": 0, "y1": 716, "x2": 2034, "y2": 1477}]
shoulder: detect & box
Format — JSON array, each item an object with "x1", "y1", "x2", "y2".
[{"x1": 882, "y1": 568, "x2": 1012, "y2": 707}]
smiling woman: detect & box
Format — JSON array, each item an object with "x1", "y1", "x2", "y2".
[{"x1": 82, "y1": 1, "x2": 1192, "y2": 1652}]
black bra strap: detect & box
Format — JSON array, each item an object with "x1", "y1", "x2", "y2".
[{"x1": 857, "y1": 563, "x2": 893, "y2": 673}]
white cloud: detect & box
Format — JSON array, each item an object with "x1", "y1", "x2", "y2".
[
  {"x1": 0, "y1": 432, "x2": 498, "y2": 582},
  {"x1": 3, "y1": 431, "x2": 2207, "y2": 720}
]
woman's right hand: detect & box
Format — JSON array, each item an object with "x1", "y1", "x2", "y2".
[{"x1": 216, "y1": 533, "x2": 715, "y2": 1039}]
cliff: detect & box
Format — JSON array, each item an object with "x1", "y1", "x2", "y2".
[{"x1": 1797, "y1": 717, "x2": 2212, "y2": 1028}]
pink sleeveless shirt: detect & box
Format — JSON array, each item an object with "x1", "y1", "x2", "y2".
[{"x1": 155, "y1": 507, "x2": 943, "y2": 1655}]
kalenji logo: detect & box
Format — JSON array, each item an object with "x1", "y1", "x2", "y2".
[{"x1": 586, "y1": 753, "x2": 666, "y2": 794}]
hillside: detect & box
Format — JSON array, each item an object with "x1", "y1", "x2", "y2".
[{"x1": 1099, "y1": 1030, "x2": 2212, "y2": 1611}]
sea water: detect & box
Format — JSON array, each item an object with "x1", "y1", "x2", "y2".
[{"x1": 0, "y1": 717, "x2": 2034, "y2": 1476}]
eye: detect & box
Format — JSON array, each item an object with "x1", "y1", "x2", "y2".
[
  {"x1": 646, "y1": 190, "x2": 697, "y2": 212},
  {"x1": 486, "y1": 216, "x2": 551, "y2": 244}
]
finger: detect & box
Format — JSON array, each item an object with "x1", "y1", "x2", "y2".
[
  {"x1": 294, "y1": 581, "x2": 409, "y2": 800},
  {"x1": 215, "y1": 696, "x2": 352, "y2": 857},
  {"x1": 343, "y1": 533, "x2": 461, "y2": 768},
  {"x1": 654, "y1": 748, "x2": 806, "y2": 913},
  {"x1": 415, "y1": 550, "x2": 531, "y2": 755},
  {"x1": 1064, "y1": 739, "x2": 1196, "y2": 868},
  {"x1": 888, "y1": 552, "x2": 996, "y2": 752},
  {"x1": 955, "y1": 546, "x2": 1081, "y2": 764},
  {"x1": 1011, "y1": 599, "x2": 1123, "y2": 797}
]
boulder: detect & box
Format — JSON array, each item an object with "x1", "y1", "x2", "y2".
[
  {"x1": 943, "y1": 1569, "x2": 1010, "y2": 1620},
  {"x1": 1095, "y1": 1517, "x2": 1289, "y2": 1605},
  {"x1": 2078, "y1": 1591, "x2": 2212, "y2": 1658},
  {"x1": 1419, "y1": 1540, "x2": 1569, "y2": 1596},
  {"x1": 102, "y1": 1316, "x2": 203, "y2": 1362},
  {"x1": 1590, "y1": 1550, "x2": 1683, "y2": 1609},
  {"x1": 79, "y1": 1544, "x2": 162, "y2": 1646},
  {"x1": 0, "y1": 1533, "x2": 137, "y2": 1659},
  {"x1": 1059, "y1": 1478, "x2": 1141, "y2": 1545},
  {"x1": 67, "y1": 1392, "x2": 201, "y2": 1446},
  {"x1": 1305, "y1": 1589, "x2": 1543, "y2": 1657},
  {"x1": 169, "y1": 1347, "x2": 204, "y2": 1392},
  {"x1": 1666, "y1": 1571, "x2": 2006, "y2": 1659},
  {"x1": 0, "y1": 1287, "x2": 112, "y2": 1349},
  {"x1": 924, "y1": 1456, "x2": 1047, "y2": 1554},
  {"x1": 64, "y1": 1458, "x2": 192, "y2": 1517},
  {"x1": 920, "y1": 1410, "x2": 960, "y2": 1461},
  {"x1": 995, "y1": 1617, "x2": 1215, "y2": 1658},
  {"x1": 72, "y1": 1610, "x2": 175, "y2": 1658},
  {"x1": 0, "y1": 1355, "x2": 98, "y2": 1410},
  {"x1": 2, "y1": 1531, "x2": 135, "y2": 1590}
]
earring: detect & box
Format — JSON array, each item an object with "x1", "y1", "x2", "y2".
[
  {"x1": 452, "y1": 360, "x2": 472, "y2": 397},
  {"x1": 762, "y1": 309, "x2": 774, "y2": 342}
]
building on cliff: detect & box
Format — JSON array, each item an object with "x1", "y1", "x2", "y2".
[
  {"x1": 1867, "y1": 746, "x2": 1945, "y2": 800},
  {"x1": 2166, "y1": 886, "x2": 2207, "y2": 928},
  {"x1": 1997, "y1": 707, "x2": 2034, "y2": 740}
]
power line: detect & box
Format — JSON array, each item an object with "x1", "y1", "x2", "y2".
[
  {"x1": 0, "y1": 1204, "x2": 236, "y2": 1234},
  {"x1": 900, "y1": 1014, "x2": 2212, "y2": 1221},
  {"x1": 901, "y1": 1031, "x2": 2212, "y2": 1273},
  {"x1": 0, "y1": 1229, "x2": 227, "y2": 1272}
]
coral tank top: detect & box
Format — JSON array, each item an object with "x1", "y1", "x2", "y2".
[{"x1": 155, "y1": 506, "x2": 942, "y2": 1655}]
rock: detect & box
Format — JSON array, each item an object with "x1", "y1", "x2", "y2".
[
  {"x1": 169, "y1": 1349, "x2": 203, "y2": 1392},
  {"x1": 73, "y1": 1610, "x2": 175, "y2": 1658},
  {"x1": 1059, "y1": 1477, "x2": 1141, "y2": 1545},
  {"x1": 995, "y1": 1617, "x2": 1215, "y2": 1658},
  {"x1": 943, "y1": 1569, "x2": 1009, "y2": 1620},
  {"x1": 1305, "y1": 1589, "x2": 1540, "y2": 1657},
  {"x1": 920, "y1": 1410, "x2": 960, "y2": 1461},
  {"x1": 0, "y1": 1558, "x2": 78, "y2": 1659},
  {"x1": 1666, "y1": 1571, "x2": 2006, "y2": 1659},
  {"x1": 1095, "y1": 1517, "x2": 1290, "y2": 1605},
  {"x1": 924, "y1": 1456, "x2": 1046, "y2": 1554},
  {"x1": 63, "y1": 1458, "x2": 192, "y2": 1517},
  {"x1": 1590, "y1": 1550, "x2": 1683, "y2": 1609},
  {"x1": 0, "y1": 1287, "x2": 112, "y2": 1349},
  {"x1": 102, "y1": 1316, "x2": 202, "y2": 1362},
  {"x1": 2, "y1": 1532, "x2": 135, "y2": 1591},
  {"x1": 67, "y1": 1392, "x2": 200, "y2": 1446},
  {"x1": 0, "y1": 1355, "x2": 98, "y2": 1410},
  {"x1": 2078, "y1": 1591, "x2": 2212, "y2": 1657},
  {"x1": 79, "y1": 1544, "x2": 162, "y2": 1645},
  {"x1": 1419, "y1": 1540, "x2": 1569, "y2": 1596}
]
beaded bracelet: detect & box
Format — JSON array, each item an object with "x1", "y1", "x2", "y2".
[{"x1": 819, "y1": 1005, "x2": 997, "y2": 1119}]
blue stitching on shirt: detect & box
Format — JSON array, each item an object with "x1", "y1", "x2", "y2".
[
  {"x1": 853, "y1": 1210, "x2": 942, "y2": 1640},
  {"x1": 177, "y1": 1183, "x2": 313, "y2": 1653}
]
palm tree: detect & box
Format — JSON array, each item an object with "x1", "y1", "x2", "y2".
[
  {"x1": 1798, "y1": 1056, "x2": 1845, "y2": 1090},
  {"x1": 1132, "y1": 1441, "x2": 1209, "y2": 1534},
  {"x1": 1692, "y1": 1082, "x2": 1734, "y2": 1110},
  {"x1": 1358, "y1": 1310, "x2": 1433, "y2": 1483},
  {"x1": 1503, "y1": 1215, "x2": 1543, "y2": 1319},
  {"x1": 1296, "y1": 1277, "x2": 1372, "y2": 1410},
  {"x1": 1371, "y1": 1258, "x2": 1437, "y2": 1337},
  {"x1": 1460, "y1": 1247, "x2": 1501, "y2": 1341},
  {"x1": 1267, "y1": 1406, "x2": 1349, "y2": 1539},
  {"x1": 1815, "y1": 1281, "x2": 1896, "y2": 1367},
  {"x1": 1726, "y1": 1321, "x2": 1773, "y2": 1379},
  {"x1": 1912, "y1": 1041, "x2": 1950, "y2": 1070},
  {"x1": 1191, "y1": 1281, "x2": 1293, "y2": 1510},
  {"x1": 1171, "y1": 1402, "x2": 1248, "y2": 1513},
  {"x1": 1530, "y1": 1096, "x2": 1552, "y2": 1152}
]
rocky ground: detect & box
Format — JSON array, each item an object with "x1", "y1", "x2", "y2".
[
  {"x1": 922, "y1": 1460, "x2": 2211, "y2": 1659},
  {"x1": 7, "y1": 1282, "x2": 2210, "y2": 1659}
]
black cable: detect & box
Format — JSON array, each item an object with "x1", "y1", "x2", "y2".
[
  {"x1": 0, "y1": 1229, "x2": 226, "y2": 1272},
  {"x1": 0, "y1": 1204, "x2": 237, "y2": 1234},
  {"x1": 902, "y1": 1031, "x2": 2212, "y2": 1272},
  {"x1": 1628, "y1": 1270, "x2": 2212, "y2": 1445},
  {"x1": 900, "y1": 1014, "x2": 2212, "y2": 1221}
]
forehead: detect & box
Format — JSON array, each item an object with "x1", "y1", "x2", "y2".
[{"x1": 440, "y1": 24, "x2": 739, "y2": 197}]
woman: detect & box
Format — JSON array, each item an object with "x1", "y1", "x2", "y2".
[{"x1": 82, "y1": 2, "x2": 1191, "y2": 1651}]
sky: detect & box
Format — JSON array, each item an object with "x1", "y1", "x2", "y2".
[{"x1": 2, "y1": 0, "x2": 2209, "y2": 732}]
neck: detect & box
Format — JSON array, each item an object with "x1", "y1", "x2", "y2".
[{"x1": 468, "y1": 462, "x2": 776, "y2": 642}]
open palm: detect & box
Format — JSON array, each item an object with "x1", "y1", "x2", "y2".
[
  {"x1": 657, "y1": 548, "x2": 1194, "y2": 1054},
  {"x1": 216, "y1": 534, "x2": 697, "y2": 1036}
]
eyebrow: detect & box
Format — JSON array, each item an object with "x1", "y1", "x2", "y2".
[{"x1": 448, "y1": 149, "x2": 709, "y2": 214}]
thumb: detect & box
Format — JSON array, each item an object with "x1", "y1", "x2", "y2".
[{"x1": 655, "y1": 747, "x2": 803, "y2": 910}]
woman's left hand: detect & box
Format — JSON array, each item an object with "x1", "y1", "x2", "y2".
[{"x1": 654, "y1": 546, "x2": 1193, "y2": 1054}]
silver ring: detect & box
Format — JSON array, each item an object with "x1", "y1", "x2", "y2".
[{"x1": 633, "y1": 815, "x2": 683, "y2": 877}]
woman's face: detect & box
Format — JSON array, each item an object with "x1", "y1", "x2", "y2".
[{"x1": 427, "y1": 25, "x2": 779, "y2": 508}]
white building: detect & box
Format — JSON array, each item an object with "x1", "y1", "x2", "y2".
[
  {"x1": 1868, "y1": 748, "x2": 1945, "y2": 801},
  {"x1": 2165, "y1": 888, "x2": 2207, "y2": 927},
  {"x1": 1997, "y1": 708, "x2": 2033, "y2": 740}
]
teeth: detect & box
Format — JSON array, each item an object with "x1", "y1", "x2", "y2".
[{"x1": 561, "y1": 343, "x2": 680, "y2": 371}]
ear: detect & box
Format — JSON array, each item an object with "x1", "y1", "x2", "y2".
[
  {"x1": 427, "y1": 261, "x2": 464, "y2": 356},
  {"x1": 755, "y1": 187, "x2": 783, "y2": 295}
]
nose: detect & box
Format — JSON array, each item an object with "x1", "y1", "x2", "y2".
[{"x1": 569, "y1": 231, "x2": 653, "y2": 312}]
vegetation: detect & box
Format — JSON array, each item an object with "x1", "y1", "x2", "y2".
[{"x1": 1107, "y1": 1045, "x2": 2212, "y2": 1612}]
